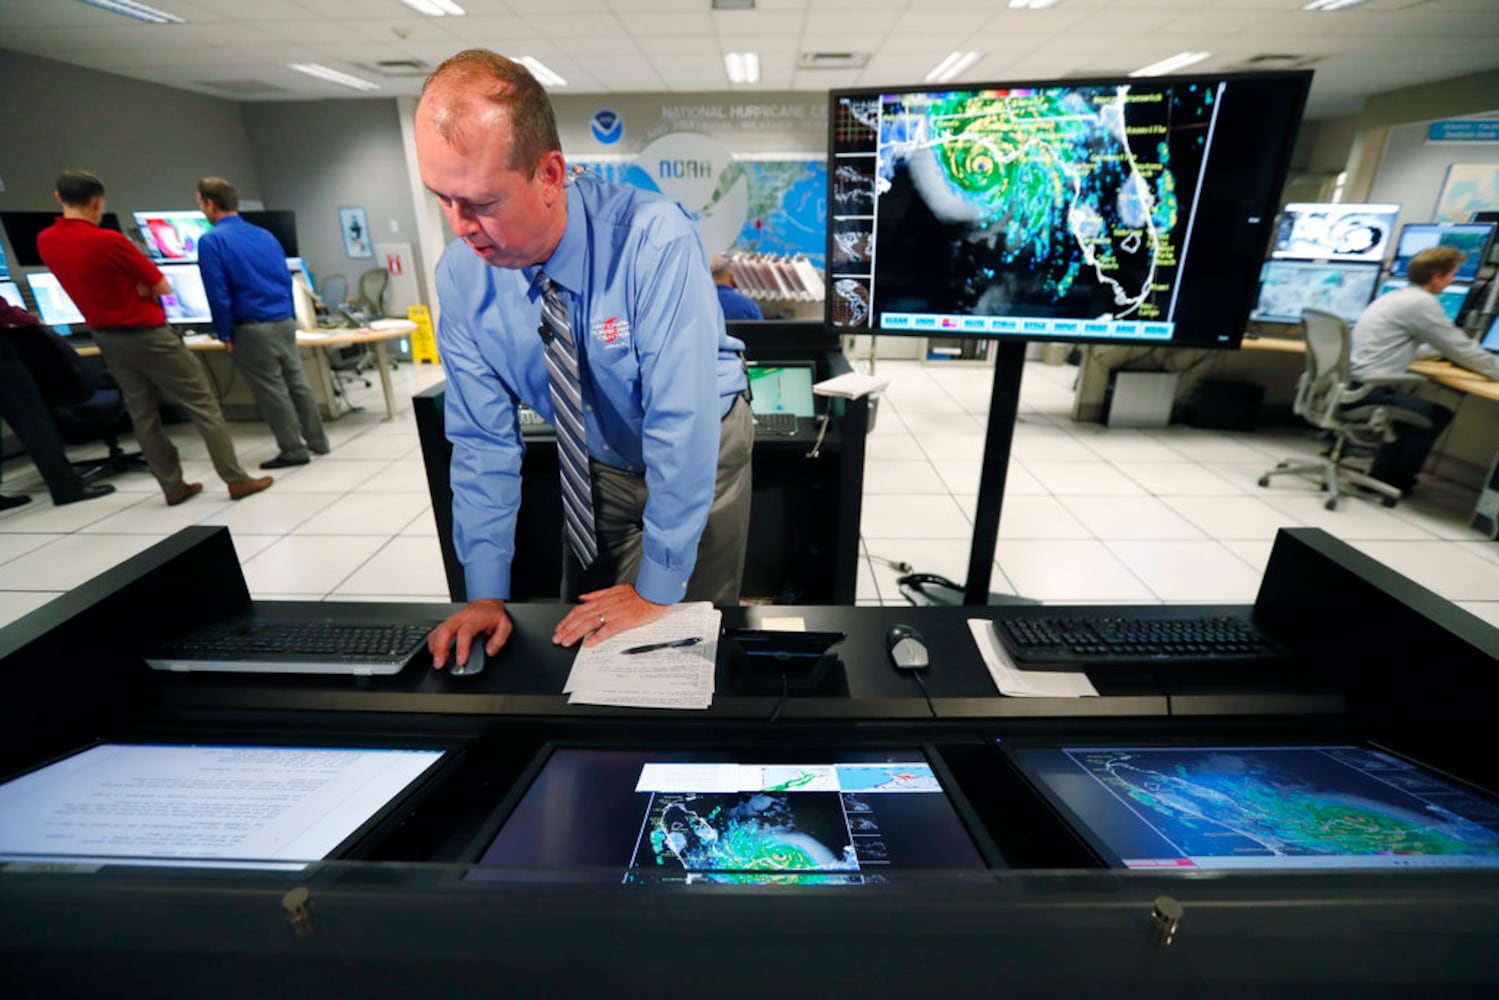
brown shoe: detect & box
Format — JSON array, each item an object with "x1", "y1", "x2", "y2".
[
  {"x1": 165, "y1": 482, "x2": 203, "y2": 506},
  {"x1": 228, "y1": 475, "x2": 273, "y2": 500}
]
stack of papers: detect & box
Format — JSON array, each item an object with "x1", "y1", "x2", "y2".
[
  {"x1": 813, "y1": 372, "x2": 891, "y2": 400},
  {"x1": 967, "y1": 619, "x2": 1098, "y2": 698},
  {"x1": 565, "y1": 602, "x2": 720, "y2": 710}
]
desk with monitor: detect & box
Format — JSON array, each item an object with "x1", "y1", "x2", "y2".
[{"x1": 0, "y1": 523, "x2": 1497, "y2": 994}]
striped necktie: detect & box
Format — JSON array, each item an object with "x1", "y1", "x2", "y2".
[{"x1": 537, "y1": 273, "x2": 598, "y2": 568}]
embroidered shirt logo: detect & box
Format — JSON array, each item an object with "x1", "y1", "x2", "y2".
[{"x1": 590, "y1": 316, "x2": 631, "y2": 349}]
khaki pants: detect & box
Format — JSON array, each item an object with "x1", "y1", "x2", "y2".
[
  {"x1": 231, "y1": 318, "x2": 329, "y2": 460},
  {"x1": 89, "y1": 325, "x2": 250, "y2": 493}
]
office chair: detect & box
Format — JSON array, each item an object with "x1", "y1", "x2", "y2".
[
  {"x1": 8, "y1": 325, "x2": 148, "y2": 483},
  {"x1": 357, "y1": 268, "x2": 389, "y2": 320},
  {"x1": 1257, "y1": 308, "x2": 1432, "y2": 510},
  {"x1": 317, "y1": 274, "x2": 350, "y2": 327}
]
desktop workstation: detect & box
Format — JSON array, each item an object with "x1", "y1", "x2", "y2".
[{"x1": 1, "y1": 523, "x2": 1498, "y2": 993}]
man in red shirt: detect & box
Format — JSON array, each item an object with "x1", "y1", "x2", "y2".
[{"x1": 37, "y1": 170, "x2": 272, "y2": 505}]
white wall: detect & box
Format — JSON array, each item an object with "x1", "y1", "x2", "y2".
[{"x1": 1367, "y1": 115, "x2": 1499, "y2": 230}]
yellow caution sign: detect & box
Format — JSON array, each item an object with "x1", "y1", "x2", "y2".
[{"x1": 408, "y1": 304, "x2": 439, "y2": 365}]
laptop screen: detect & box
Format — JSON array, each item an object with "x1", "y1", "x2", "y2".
[{"x1": 747, "y1": 362, "x2": 817, "y2": 419}]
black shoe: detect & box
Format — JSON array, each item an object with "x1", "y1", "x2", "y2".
[
  {"x1": 55, "y1": 483, "x2": 116, "y2": 506},
  {"x1": 0, "y1": 493, "x2": 32, "y2": 512},
  {"x1": 260, "y1": 454, "x2": 311, "y2": 469}
]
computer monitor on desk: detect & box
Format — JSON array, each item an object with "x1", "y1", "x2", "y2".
[
  {"x1": 1272, "y1": 202, "x2": 1400, "y2": 263},
  {"x1": 1389, "y1": 223, "x2": 1495, "y2": 283},
  {"x1": 1376, "y1": 278, "x2": 1470, "y2": 323},
  {"x1": 1481, "y1": 313, "x2": 1499, "y2": 354},
  {"x1": 158, "y1": 263, "x2": 213, "y2": 327},
  {"x1": 0, "y1": 279, "x2": 23, "y2": 311},
  {"x1": 24, "y1": 271, "x2": 85, "y2": 330},
  {"x1": 1249, "y1": 259, "x2": 1382, "y2": 326},
  {"x1": 133, "y1": 210, "x2": 212, "y2": 263}
]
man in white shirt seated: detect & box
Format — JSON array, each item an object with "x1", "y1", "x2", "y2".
[{"x1": 1348, "y1": 246, "x2": 1499, "y2": 495}]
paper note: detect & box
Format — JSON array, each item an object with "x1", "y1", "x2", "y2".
[
  {"x1": 967, "y1": 619, "x2": 1098, "y2": 698},
  {"x1": 813, "y1": 372, "x2": 891, "y2": 399},
  {"x1": 565, "y1": 602, "x2": 720, "y2": 709}
]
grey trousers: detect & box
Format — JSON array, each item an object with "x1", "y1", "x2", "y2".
[
  {"x1": 562, "y1": 394, "x2": 754, "y2": 606},
  {"x1": 230, "y1": 318, "x2": 329, "y2": 460},
  {"x1": 89, "y1": 325, "x2": 250, "y2": 493}
]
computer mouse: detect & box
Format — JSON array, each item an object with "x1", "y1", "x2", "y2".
[
  {"x1": 887, "y1": 624, "x2": 929, "y2": 671},
  {"x1": 446, "y1": 638, "x2": 486, "y2": 677}
]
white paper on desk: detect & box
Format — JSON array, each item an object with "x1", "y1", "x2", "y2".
[
  {"x1": 812, "y1": 372, "x2": 891, "y2": 399},
  {"x1": 565, "y1": 603, "x2": 719, "y2": 709},
  {"x1": 967, "y1": 619, "x2": 1097, "y2": 698}
]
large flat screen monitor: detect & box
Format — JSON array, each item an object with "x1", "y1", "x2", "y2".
[
  {"x1": 1389, "y1": 223, "x2": 1495, "y2": 283},
  {"x1": 0, "y1": 211, "x2": 122, "y2": 268},
  {"x1": 469, "y1": 746, "x2": 995, "y2": 884},
  {"x1": 826, "y1": 71, "x2": 1311, "y2": 348},
  {"x1": 133, "y1": 210, "x2": 213, "y2": 263},
  {"x1": 1482, "y1": 312, "x2": 1499, "y2": 354},
  {"x1": 25, "y1": 271, "x2": 86, "y2": 328},
  {"x1": 0, "y1": 279, "x2": 23, "y2": 311},
  {"x1": 1002, "y1": 742, "x2": 1499, "y2": 871},
  {"x1": 159, "y1": 263, "x2": 214, "y2": 326},
  {"x1": 0, "y1": 742, "x2": 448, "y2": 870},
  {"x1": 1249, "y1": 259, "x2": 1383, "y2": 326},
  {"x1": 1271, "y1": 202, "x2": 1400, "y2": 262},
  {"x1": 242, "y1": 210, "x2": 299, "y2": 257},
  {"x1": 1376, "y1": 278, "x2": 1471, "y2": 323}
]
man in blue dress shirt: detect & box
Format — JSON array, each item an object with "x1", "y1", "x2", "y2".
[
  {"x1": 415, "y1": 50, "x2": 753, "y2": 667},
  {"x1": 712, "y1": 257, "x2": 764, "y2": 321},
  {"x1": 195, "y1": 177, "x2": 329, "y2": 469}
]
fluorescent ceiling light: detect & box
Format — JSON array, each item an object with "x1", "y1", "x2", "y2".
[
  {"x1": 1129, "y1": 51, "x2": 1211, "y2": 77},
  {"x1": 1008, "y1": 0, "x2": 1059, "y2": 9},
  {"x1": 924, "y1": 51, "x2": 982, "y2": 84},
  {"x1": 77, "y1": 0, "x2": 184, "y2": 23},
  {"x1": 517, "y1": 57, "x2": 567, "y2": 88},
  {"x1": 400, "y1": 0, "x2": 466, "y2": 14},
  {"x1": 1303, "y1": 0, "x2": 1368, "y2": 9},
  {"x1": 724, "y1": 51, "x2": 760, "y2": 84},
  {"x1": 287, "y1": 63, "x2": 381, "y2": 92}
]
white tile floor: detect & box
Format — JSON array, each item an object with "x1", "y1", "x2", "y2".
[{"x1": 2, "y1": 358, "x2": 1497, "y2": 632}]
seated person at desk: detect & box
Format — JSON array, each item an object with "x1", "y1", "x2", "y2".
[
  {"x1": 37, "y1": 170, "x2": 272, "y2": 507},
  {"x1": 712, "y1": 256, "x2": 763, "y2": 321},
  {"x1": 195, "y1": 176, "x2": 329, "y2": 470},
  {"x1": 413, "y1": 51, "x2": 753, "y2": 667},
  {"x1": 1349, "y1": 246, "x2": 1499, "y2": 496}
]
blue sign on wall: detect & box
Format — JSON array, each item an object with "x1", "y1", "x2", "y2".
[
  {"x1": 590, "y1": 109, "x2": 624, "y2": 145},
  {"x1": 1428, "y1": 120, "x2": 1499, "y2": 143}
]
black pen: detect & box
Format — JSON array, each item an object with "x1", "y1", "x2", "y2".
[{"x1": 621, "y1": 636, "x2": 704, "y2": 655}]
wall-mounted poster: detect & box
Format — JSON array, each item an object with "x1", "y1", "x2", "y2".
[
  {"x1": 339, "y1": 205, "x2": 373, "y2": 259},
  {"x1": 1434, "y1": 165, "x2": 1499, "y2": 223}
]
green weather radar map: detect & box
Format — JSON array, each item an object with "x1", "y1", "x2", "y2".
[{"x1": 830, "y1": 83, "x2": 1220, "y2": 340}]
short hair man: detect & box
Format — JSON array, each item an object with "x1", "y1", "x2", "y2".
[
  {"x1": 37, "y1": 170, "x2": 271, "y2": 505},
  {"x1": 711, "y1": 256, "x2": 764, "y2": 321},
  {"x1": 196, "y1": 177, "x2": 329, "y2": 469},
  {"x1": 1349, "y1": 245, "x2": 1499, "y2": 494},
  {"x1": 415, "y1": 50, "x2": 752, "y2": 669}
]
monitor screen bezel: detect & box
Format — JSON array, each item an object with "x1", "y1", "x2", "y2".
[
  {"x1": 746, "y1": 360, "x2": 821, "y2": 418},
  {"x1": 997, "y1": 738, "x2": 1499, "y2": 872},
  {"x1": 462, "y1": 741, "x2": 1006, "y2": 878},
  {"x1": 0, "y1": 737, "x2": 460, "y2": 870},
  {"x1": 1249, "y1": 258, "x2": 1384, "y2": 325},
  {"x1": 824, "y1": 69, "x2": 1312, "y2": 351}
]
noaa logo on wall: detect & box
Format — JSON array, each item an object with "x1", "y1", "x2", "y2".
[
  {"x1": 637, "y1": 131, "x2": 747, "y2": 259},
  {"x1": 590, "y1": 109, "x2": 624, "y2": 145}
]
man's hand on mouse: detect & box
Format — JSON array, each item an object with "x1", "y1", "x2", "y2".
[
  {"x1": 552, "y1": 584, "x2": 668, "y2": 648},
  {"x1": 429, "y1": 598, "x2": 511, "y2": 670}
]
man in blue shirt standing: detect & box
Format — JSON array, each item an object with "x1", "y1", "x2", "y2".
[
  {"x1": 195, "y1": 178, "x2": 329, "y2": 469},
  {"x1": 712, "y1": 257, "x2": 764, "y2": 321},
  {"x1": 416, "y1": 50, "x2": 752, "y2": 669}
]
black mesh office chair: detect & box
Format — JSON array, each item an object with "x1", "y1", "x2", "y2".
[
  {"x1": 8, "y1": 325, "x2": 148, "y2": 482},
  {"x1": 1257, "y1": 308, "x2": 1432, "y2": 510}
]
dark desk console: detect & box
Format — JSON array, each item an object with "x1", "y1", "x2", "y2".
[{"x1": 1, "y1": 525, "x2": 1497, "y2": 996}]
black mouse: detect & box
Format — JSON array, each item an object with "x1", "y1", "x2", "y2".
[
  {"x1": 887, "y1": 624, "x2": 929, "y2": 671},
  {"x1": 446, "y1": 638, "x2": 486, "y2": 677}
]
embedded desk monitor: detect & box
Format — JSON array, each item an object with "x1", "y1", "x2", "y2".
[
  {"x1": 0, "y1": 279, "x2": 23, "y2": 311},
  {"x1": 0, "y1": 211, "x2": 122, "y2": 267},
  {"x1": 747, "y1": 362, "x2": 818, "y2": 418},
  {"x1": 1376, "y1": 278, "x2": 1470, "y2": 323},
  {"x1": 1272, "y1": 202, "x2": 1400, "y2": 263},
  {"x1": 242, "y1": 209, "x2": 299, "y2": 257},
  {"x1": 1389, "y1": 223, "x2": 1495, "y2": 283},
  {"x1": 25, "y1": 271, "x2": 85, "y2": 327},
  {"x1": 1481, "y1": 312, "x2": 1499, "y2": 354},
  {"x1": 1249, "y1": 259, "x2": 1382, "y2": 326},
  {"x1": 470, "y1": 747, "x2": 994, "y2": 884},
  {"x1": 0, "y1": 743, "x2": 447, "y2": 870},
  {"x1": 159, "y1": 263, "x2": 213, "y2": 326},
  {"x1": 826, "y1": 70, "x2": 1311, "y2": 348},
  {"x1": 133, "y1": 209, "x2": 213, "y2": 263},
  {"x1": 1002, "y1": 743, "x2": 1499, "y2": 871}
]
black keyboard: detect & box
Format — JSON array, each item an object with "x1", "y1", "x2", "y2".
[
  {"x1": 754, "y1": 412, "x2": 798, "y2": 435},
  {"x1": 994, "y1": 615, "x2": 1287, "y2": 668},
  {"x1": 146, "y1": 619, "x2": 435, "y2": 676}
]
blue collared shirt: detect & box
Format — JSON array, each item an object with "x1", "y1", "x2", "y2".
[
  {"x1": 716, "y1": 283, "x2": 763, "y2": 321},
  {"x1": 196, "y1": 215, "x2": 295, "y2": 342},
  {"x1": 437, "y1": 172, "x2": 747, "y2": 604}
]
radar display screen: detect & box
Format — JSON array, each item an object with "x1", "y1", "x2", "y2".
[{"x1": 827, "y1": 72, "x2": 1310, "y2": 348}]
